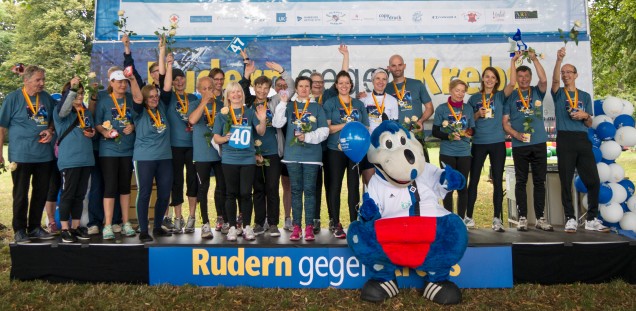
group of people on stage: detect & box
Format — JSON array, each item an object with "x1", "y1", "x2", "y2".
[{"x1": 0, "y1": 36, "x2": 609, "y2": 244}]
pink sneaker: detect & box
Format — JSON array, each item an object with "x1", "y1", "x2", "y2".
[
  {"x1": 47, "y1": 222, "x2": 60, "y2": 235},
  {"x1": 304, "y1": 225, "x2": 315, "y2": 241},
  {"x1": 290, "y1": 225, "x2": 302, "y2": 241}
]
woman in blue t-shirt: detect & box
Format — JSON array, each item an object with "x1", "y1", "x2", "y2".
[
  {"x1": 212, "y1": 82, "x2": 267, "y2": 242},
  {"x1": 465, "y1": 54, "x2": 519, "y2": 232},
  {"x1": 432, "y1": 79, "x2": 475, "y2": 217}
]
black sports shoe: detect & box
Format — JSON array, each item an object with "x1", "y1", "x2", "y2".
[
  {"x1": 360, "y1": 279, "x2": 399, "y2": 302},
  {"x1": 153, "y1": 227, "x2": 173, "y2": 237},
  {"x1": 72, "y1": 228, "x2": 90, "y2": 240},
  {"x1": 422, "y1": 280, "x2": 462, "y2": 305},
  {"x1": 14, "y1": 229, "x2": 30, "y2": 244},
  {"x1": 29, "y1": 227, "x2": 54, "y2": 240},
  {"x1": 139, "y1": 232, "x2": 153, "y2": 242},
  {"x1": 61, "y1": 230, "x2": 78, "y2": 243}
]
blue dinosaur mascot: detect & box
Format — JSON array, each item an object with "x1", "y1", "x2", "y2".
[{"x1": 346, "y1": 121, "x2": 468, "y2": 304}]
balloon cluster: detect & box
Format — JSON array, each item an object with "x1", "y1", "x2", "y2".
[{"x1": 576, "y1": 96, "x2": 636, "y2": 232}]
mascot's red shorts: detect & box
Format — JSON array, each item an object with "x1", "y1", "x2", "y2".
[{"x1": 375, "y1": 217, "x2": 436, "y2": 269}]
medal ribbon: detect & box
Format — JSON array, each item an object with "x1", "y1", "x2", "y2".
[
  {"x1": 229, "y1": 105, "x2": 244, "y2": 125},
  {"x1": 392, "y1": 81, "x2": 406, "y2": 101},
  {"x1": 22, "y1": 87, "x2": 39, "y2": 115},
  {"x1": 317, "y1": 94, "x2": 323, "y2": 105},
  {"x1": 447, "y1": 101, "x2": 463, "y2": 123},
  {"x1": 110, "y1": 92, "x2": 127, "y2": 119},
  {"x1": 76, "y1": 107, "x2": 86, "y2": 128},
  {"x1": 175, "y1": 90, "x2": 189, "y2": 113},
  {"x1": 147, "y1": 108, "x2": 163, "y2": 127},
  {"x1": 203, "y1": 101, "x2": 216, "y2": 126},
  {"x1": 338, "y1": 95, "x2": 353, "y2": 117},
  {"x1": 294, "y1": 99, "x2": 310, "y2": 120},
  {"x1": 565, "y1": 89, "x2": 579, "y2": 110},
  {"x1": 482, "y1": 91, "x2": 494, "y2": 109},
  {"x1": 516, "y1": 88, "x2": 531, "y2": 109},
  {"x1": 372, "y1": 93, "x2": 386, "y2": 116}
]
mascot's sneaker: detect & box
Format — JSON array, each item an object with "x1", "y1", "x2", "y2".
[
  {"x1": 422, "y1": 280, "x2": 462, "y2": 305},
  {"x1": 360, "y1": 279, "x2": 399, "y2": 302}
]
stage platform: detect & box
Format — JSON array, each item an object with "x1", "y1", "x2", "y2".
[{"x1": 10, "y1": 227, "x2": 636, "y2": 287}]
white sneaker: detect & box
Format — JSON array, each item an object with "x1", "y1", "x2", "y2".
[
  {"x1": 236, "y1": 225, "x2": 243, "y2": 236},
  {"x1": 463, "y1": 217, "x2": 475, "y2": 229},
  {"x1": 517, "y1": 216, "x2": 528, "y2": 231},
  {"x1": 227, "y1": 226, "x2": 237, "y2": 241},
  {"x1": 201, "y1": 223, "x2": 212, "y2": 239},
  {"x1": 565, "y1": 218, "x2": 578, "y2": 233},
  {"x1": 535, "y1": 217, "x2": 554, "y2": 231},
  {"x1": 111, "y1": 224, "x2": 122, "y2": 233},
  {"x1": 221, "y1": 222, "x2": 230, "y2": 234},
  {"x1": 283, "y1": 217, "x2": 293, "y2": 231},
  {"x1": 87, "y1": 225, "x2": 100, "y2": 235},
  {"x1": 243, "y1": 225, "x2": 255, "y2": 241},
  {"x1": 492, "y1": 217, "x2": 505, "y2": 232},
  {"x1": 585, "y1": 218, "x2": 610, "y2": 232}
]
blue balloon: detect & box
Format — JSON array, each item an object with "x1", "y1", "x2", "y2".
[
  {"x1": 594, "y1": 99, "x2": 605, "y2": 115},
  {"x1": 618, "y1": 179, "x2": 635, "y2": 199},
  {"x1": 592, "y1": 146, "x2": 602, "y2": 163},
  {"x1": 596, "y1": 122, "x2": 616, "y2": 140},
  {"x1": 587, "y1": 128, "x2": 601, "y2": 147},
  {"x1": 599, "y1": 183, "x2": 613, "y2": 204},
  {"x1": 339, "y1": 121, "x2": 370, "y2": 163},
  {"x1": 574, "y1": 176, "x2": 587, "y2": 193},
  {"x1": 613, "y1": 114, "x2": 635, "y2": 128},
  {"x1": 51, "y1": 93, "x2": 62, "y2": 101}
]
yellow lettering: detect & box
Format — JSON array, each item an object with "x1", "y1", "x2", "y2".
[
  {"x1": 276, "y1": 256, "x2": 292, "y2": 276},
  {"x1": 211, "y1": 256, "x2": 227, "y2": 276},
  {"x1": 458, "y1": 67, "x2": 481, "y2": 94},
  {"x1": 450, "y1": 264, "x2": 461, "y2": 277},
  {"x1": 262, "y1": 256, "x2": 275, "y2": 276},
  {"x1": 245, "y1": 256, "x2": 261, "y2": 276},
  {"x1": 414, "y1": 58, "x2": 441, "y2": 95},
  {"x1": 441, "y1": 67, "x2": 460, "y2": 94},
  {"x1": 186, "y1": 70, "x2": 195, "y2": 94},
  {"x1": 192, "y1": 249, "x2": 210, "y2": 275},
  {"x1": 228, "y1": 248, "x2": 245, "y2": 276},
  {"x1": 211, "y1": 58, "x2": 220, "y2": 70}
]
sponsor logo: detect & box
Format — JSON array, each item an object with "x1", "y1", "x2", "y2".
[
  {"x1": 491, "y1": 10, "x2": 506, "y2": 22},
  {"x1": 297, "y1": 15, "x2": 321, "y2": 22},
  {"x1": 169, "y1": 14, "x2": 179, "y2": 24},
  {"x1": 412, "y1": 11, "x2": 423, "y2": 23},
  {"x1": 431, "y1": 15, "x2": 457, "y2": 20},
  {"x1": 515, "y1": 10, "x2": 538, "y2": 19},
  {"x1": 243, "y1": 15, "x2": 267, "y2": 23},
  {"x1": 276, "y1": 13, "x2": 287, "y2": 23},
  {"x1": 326, "y1": 11, "x2": 345, "y2": 25},
  {"x1": 378, "y1": 13, "x2": 402, "y2": 22},
  {"x1": 463, "y1": 11, "x2": 480, "y2": 23}
]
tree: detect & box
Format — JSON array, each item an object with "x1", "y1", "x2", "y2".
[
  {"x1": 589, "y1": 0, "x2": 636, "y2": 102},
  {"x1": 0, "y1": 0, "x2": 94, "y2": 102}
]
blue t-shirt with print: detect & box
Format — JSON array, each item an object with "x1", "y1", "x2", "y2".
[
  {"x1": 253, "y1": 100, "x2": 278, "y2": 157},
  {"x1": 282, "y1": 101, "x2": 328, "y2": 163},
  {"x1": 189, "y1": 98, "x2": 223, "y2": 162},
  {"x1": 503, "y1": 86, "x2": 547, "y2": 148},
  {"x1": 133, "y1": 104, "x2": 172, "y2": 161},
  {"x1": 53, "y1": 105, "x2": 95, "y2": 170},
  {"x1": 166, "y1": 91, "x2": 198, "y2": 147},
  {"x1": 385, "y1": 78, "x2": 432, "y2": 121},
  {"x1": 551, "y1": 88, "x2": 592, "y2": 133},
  {"x1": 95, "y1": 93, "x2": 136, "y2": 157},
  {"x1": 323, "y1": 96, "x2": 369, "y2": 151},
  {"x1": 0, "y1": 88, "x2": 55, "y2": 163},
  {"x1": 433, "y1": 103, "x2": 475, "y2": 157},
  {"x1": 212, "y1": 106, "x2": 260, "y2": 165},
  {"x1": 468, "y1": 91, "x2": 507, "y2": 144}
]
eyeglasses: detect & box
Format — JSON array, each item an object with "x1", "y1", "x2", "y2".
[
  {"x1": 312, "y1": 80, "x2": 324, "y2": 84},
  {"x1": 561, "y1": 71, "x2": 576, "y2": 75},
  {"x1": 147, "y1": 95, "x2": 159, "y2": 99},
  {"x1": 150, "y1": 70, "x2": 159, "y2": 74},
  {"x1": 213, "y1": 78, "x2": 224, "y2": 81}
]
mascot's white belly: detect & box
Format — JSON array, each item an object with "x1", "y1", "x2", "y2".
[{"x1": 367, "y1": 163, "x2": 451, "y2": 218}]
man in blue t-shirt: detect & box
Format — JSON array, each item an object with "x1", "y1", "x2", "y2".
[
  {"x1": 551, "y1": 47, "x2": 608, "y2": 233},
  {"x1": 0, "y1": 65, "x2": 56, "y2": 243}
]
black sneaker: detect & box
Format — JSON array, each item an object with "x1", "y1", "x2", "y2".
[
  {"x1": 139, "y1": 231, "x2": 154, "y2": 242},
  {"x1": 72, "y1": 227, "x2": 90, "y2": 240},
  {"x1": 61, "y1": 230, "x2": 78, "y2": 243},
  {"x1": 328, "y1": 219, "x2": 336, "y2": 232},
  {"x1": 29, "y1": 227, "x2": 54, "y2": 240},
  {"x1": 333, "y1": 223, "x2": 346, "y2": 239},
  {"x1": 313, "y1": 219, "x2": 321, "y2": 234},
  {"x1": 153, "y1": 227, "x2": 173, "y2": 237},
  {"x1": 14, "y1": 229, "x2": 30, "y2": 244}
]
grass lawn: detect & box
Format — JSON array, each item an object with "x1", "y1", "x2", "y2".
[{"x1": 0, "y1": 146, "x2": 635, "y2": 310}]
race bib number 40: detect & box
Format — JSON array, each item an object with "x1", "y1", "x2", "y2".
[{"x1": 228, "y1": 125, "x2": 251, "y2": 149}]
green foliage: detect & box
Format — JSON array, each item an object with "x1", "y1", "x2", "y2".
[
  {"x1": 0, "y1": 0, "x2": 94, "y2": 102},
  {"x1": 590, "y1": 0, "x2": 636, "y2": 99}
]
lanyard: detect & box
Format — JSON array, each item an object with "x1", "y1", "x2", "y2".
[
  {"x1": 229, "y1": 105, "x2": 244, "y2": 125},
  {"x1": 372, "y1": 93, "x2": 386, "y2": 116},
  {"x1": 294, "y1": 99, "x2": 310, "y2": 120},
  {"x1": 76, "y1": 107, "x2": 86, "y2": 128},
  {"x1": 147, "y1": 108, "x2": 163, "y2": 127},
  {"x1": 110, "y1": 92, "x2": 127, "y2": 119},
  {"x1": 338, "y1": 95, "x2": 353, "y2": 117},
  {"x1": 516, "y1": 88, "x2": 530, "y2": 109},
  {"x1": 565, "y1": 89, "x2": 579, "y2": 109},
  {"x1": 481, "y1": 91, "x2": 494, "y2": 109},
  {"x1": 175, "y1": 91, "x2": 189, "y2": 113},
  {"x1": 204, "y1": 101, "x2": 216, "y2": 126},
  {"x1": 392, "y1": 81, "x2": 406, "y2": 101},
  {"x1": 447, "y1": 101, "x2": 463, "y2": 123},
  {"x1": 22, "y1": 87, "x2": 39, "y2": 115}
]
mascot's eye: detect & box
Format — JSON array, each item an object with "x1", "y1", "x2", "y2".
[
  {"x1": 400, "y1": 136, "x2": 406, "y2": 145},
  {"x1": 385, "y1": 140, "x2": 393, "y2": 149}
]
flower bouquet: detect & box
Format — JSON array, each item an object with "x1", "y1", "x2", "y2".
[
  {"x1": 0, "y1": 162, "x2": 17, "y2": 175},
  {"x1": 521, "y1": 100, "x2": 543, "y2": 143},
  {"x1": 254, "y1": 140, "x2": 270, "y2": 167},
  {"x1": 291, "y1": 115, "x2": 316, "y2": 146},
  {"x1": 102, "y1": 120, "x2": 121, "y2": 143}
]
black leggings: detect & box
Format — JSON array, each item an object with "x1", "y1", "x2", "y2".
[
  {"x1": 195, "y1": 161, "x2": 227, "y2": 224},
  {"x1": 222, "y1": 164, "x2": 255, "y2": 227},
  {"x1": 46, "y1": 162, "x2": 61, "y2": 202},
  {"x1": 466, "y1": 142, "x2": 506, "y2": 219},
  {"x1": 439, "y1": 154, "x2": 471, "y2": 217},
  {"x1": 100, "y1": 156, "x2": 132, "y2": 198},
  {"x1": 59, "y1": 167, "x2": 91, "y2": 222},
  {"x1": 253, "y1": 155, "x2": 281, "y2": 226},
  {"x1": 170, "y1": 146, "x2": 198, "y2": 206},
  {"x1": 326, "y1": 149, "x2": 360, "y2": 224}
]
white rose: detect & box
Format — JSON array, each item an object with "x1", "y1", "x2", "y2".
[
  {"x1": 9, "y1": 162, "x2": 18, "y2": 172},
  {"x1": 74, "y1": 55, "x2": 81, "y2": 62},
  {"x1": 574, "y1": 20, "x2": 582, "y2": 28},
  {"x1": 535, "y1": 100, "x2": 542, "y2": 107},
  {"x1": 539, "y1": 53, "x2": 545, "y2": 60},
  {"x1": 254, "y1": 139, "x2": 262, "y2": 147},
  {"x1": 118, "y1": 10, "x2": 125, "y2": 17},
  {"x1": 220, "y1": 107, "x2": 230, "y2": 115},
  {"x1": 404, "y1": 117, "x2": 410, "y2": 124},
  {"x1": 102, "y1": 120, "x2": 113, "y2": 130},
  {"x1": 308, "y1": 116, "x2": 317, "y2": 123},
  {"x1": 88, "y1": 72, "x2": 96, "y2": 79},
  {"x1": 442, "y1": 120, "x2": 449, "y2": 127},
  {"x1": 168, "y1": 29, "x2": 177, "y2": 37},
  {"x1": 171, "y1": 22, "x2": 178, "y2": 29},
  {"x1": 411, "y1": 116, "x2": 418, "y2": 122}
]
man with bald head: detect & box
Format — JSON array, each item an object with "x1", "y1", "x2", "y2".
[
  {"x1": 385, "y1": 54, "x2": 433, "y2": 161},
  {"x1": 551, "y1": 47, "x2": 607, "y2": 233}
]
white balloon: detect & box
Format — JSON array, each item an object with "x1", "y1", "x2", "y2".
[
  {"x1": 621, "y1": 99, "x2": 635, "y2": 116},
  {"x1": 627, "y1": 196, "x2": 636, "y2": 212},
  {"x1": 581, "y1": 193, "x2": 589, "y2": 211},
  {"x1": 603, "y1": 96, "x2": 624, "y2": 118},
  {"x1": 592, "y1": 115, "x2": 614, "y2": 129},
  {"x1": 601, "y1": 202, "x2": 624, "y2": 223},
  {"x1": 600, "y1": 140, "x2": 622, "y2": 160},
  {"x1": 619, "y1": 212, "x2": 636, "y2": 231},
  {"x1": 597, "y1": 163, "x2": 611, "y2": 183},
  {"x1": 614, "y1": 126, "x2": 636, "y2": 147},
  {"x1": 609, "y1": 182, "x2": 628, "y2": 204},
  {"x1": 609, "y1": 163, "x2": 625, "y2": 183}
]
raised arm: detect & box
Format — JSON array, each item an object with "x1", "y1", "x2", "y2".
[
  {"x1": 504, "y1": 52, "x2": 521, "y2": 97},
  {"x1": 529, "y1": 50, "x2": 548, "y2": 93},
  {"x1": 339, "y1": 44, "x2": 349, "y2": 72},
  {"x1": 122, "y1": 34, "x2": 145, "y2": 90},
  {"x1": 163, "y1": 53, "x2": 174, "y2": 93},
  {"x1": 552, "y1": 47, "x2": 566, "y2": 94},
  {"x1": 59, "y1": 77, "x2": 81, "y2": 118},
  {"x1": 158, "y1": 37, "x2": 167, "y2": 76}
]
